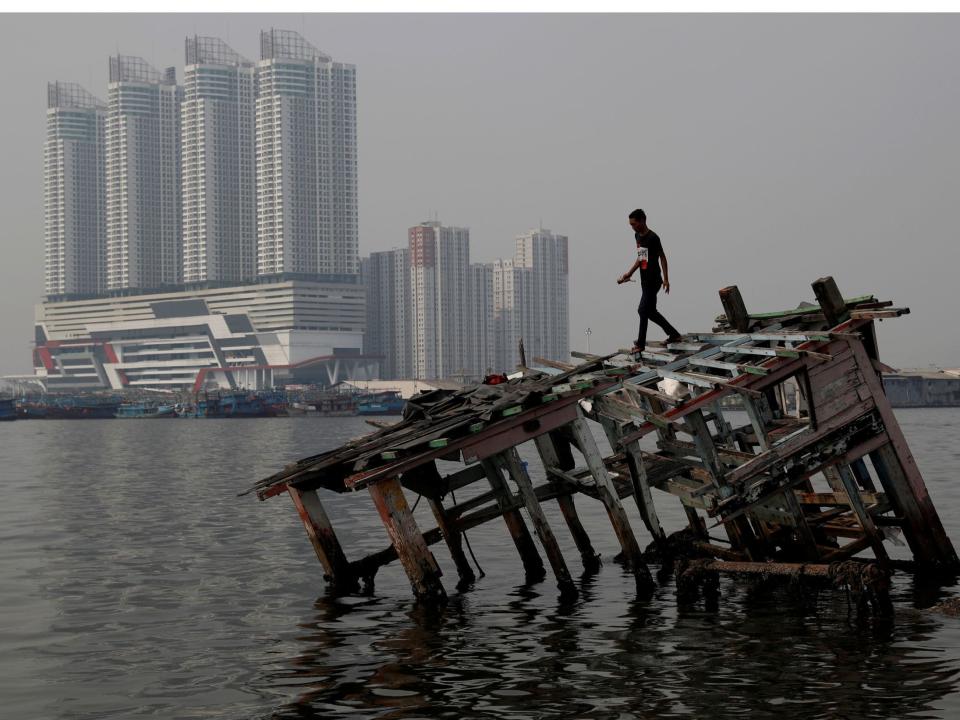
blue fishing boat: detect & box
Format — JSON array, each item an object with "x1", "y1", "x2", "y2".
[
  {"x1": 115, "y1": 403, "x2": 178, "y2": 419},
  {"x1": 0, "y1": 398, "x2": 16, "y2": 421},
  {"x1": 356, "y1": 391, "x2": 405, "y2": 416},
  {"x1": 194, "y1": 391, "x2": 285, "y2": 418}
]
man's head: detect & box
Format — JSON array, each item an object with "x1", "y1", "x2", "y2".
[{"x1": 628, "y1": 208, "x2": 647, "y2": 233}]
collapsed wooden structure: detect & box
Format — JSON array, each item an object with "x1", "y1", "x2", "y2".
[{"x1": 247, "y1": 277, "x2": 958, "y2": 609}]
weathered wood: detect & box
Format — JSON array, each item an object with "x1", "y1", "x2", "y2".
[
  {"x1": 570, "y1": 415, "x2": 652, "y2": 589},
  {"x1": 534, "y1": 433, "x2": 601, "y2": 572},
  {"x1": 836, "y1": 464, "x2": 889, "y2": 564},
  {"x1": 480, "y1": 458, "x2": 547, "y2": 581},
  {"x1": 289, "y1": 486, "x2": 358, "y2": 592},
  {"x1": 719, "y1": 285, "x2": 751, "y2": 332},
  {"x1": 499, "y1": 449, "x2": 577, "y2": 596},
  {"x1": 847, "y1": 338, "x2": 959, "y2": 569},
  {"x1": 812, "y1": 276, "x2": 850, "y2": 328},
  {"x1": 428, "y1": 496, "x2": 477, "y2": 588},
  {"x1": 598, "y1": 416, "x2": 666, "y2": 549},
  {"x1": 367, "y1": 477, "x2": 446, "y2": 601}
]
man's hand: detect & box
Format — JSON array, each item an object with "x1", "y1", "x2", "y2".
[
  {"x1": 617, "y1": 273, "x2": 631, "y2": 284},
  {"x1": 663, "y1": 279, "x2": 671, "y2": 294}
]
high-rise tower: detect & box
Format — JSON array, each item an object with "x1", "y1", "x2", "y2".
[
  {"x1": 105, "y1": 55, "x2": 182, "y2": 290},
  {"x1": 44, "y1": 82, "x2": 106, "y2": 298},
  {"x1": 256, "y1": 29, "x2": 358, "y2": 280},
  {"x1": 182, "y1": 36, "x2": 256, "y2": 285}
]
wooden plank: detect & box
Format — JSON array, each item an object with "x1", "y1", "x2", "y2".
[
  {"x1": 719, "y1": 285, "x2": 751, "y2": 332},
  {"x1": 570, "y1": 415, "x2": 653, "y2": 589},
  {"x1": 288, "y1": 487, "x2": 357, "y2": 592},
  {"x1": 367, "y1": 477, "x2": 446, "y2": 601},
  {"x1": 795, "y1": 490, "x2": 886, "y2": 506},
  {"x1": 533, "y1": 356, "x2": 576, "y2": 371},
  {"x1": 499, "y1": 449, "x2": 577, "y2": 596},
  {"x1": 847, "y1": 339, "x2": 959, "y2": 568},
  {"x1": 837, "y1": 464, "x2": 889, "y2": 564},
  {"x1": 534, "y1": 433, "x2": 601, "y2": 572},
  {"x1": 480, "y1": 458, "x2": 547, "y2": 581},
  {"x1": 599, "y1": 416, "x2": 666, "y2": 549},
  {"x1": 428, "y1": 495, "x2": 477, "y2": 588},
  {"x1": 812, "y1": 276, "x2": 851, "y2": 327}
]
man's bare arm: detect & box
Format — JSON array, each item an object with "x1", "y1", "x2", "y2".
[
  {"x1": 618, "y1": 259, "x2": 641, "y2": 284},
  {"x1": 660, "y1": 251, "x2": 670, "y2": 293}
]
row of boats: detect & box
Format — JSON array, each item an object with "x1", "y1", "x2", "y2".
[{"x1": 0, "y1": 390, "x2": 405, "y2": 420}]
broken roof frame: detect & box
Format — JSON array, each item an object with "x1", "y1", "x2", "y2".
[{"x1": 248, "y1": 276, "x2": 958, "y2": 607}]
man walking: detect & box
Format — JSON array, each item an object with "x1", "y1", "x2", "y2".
[{"x1": 617, "y1": 208, "x2": 682, "y2": 353}]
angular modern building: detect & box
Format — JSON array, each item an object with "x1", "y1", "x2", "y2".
[
  {"x1": 409, "y1": 221, "x2": 471, "y2": 380},
  {"x1": 105, "y1": 55, "x2": 182, "y2": 291},
  {"x1": 362, "y1": 248, "x2": 411, "y2": 380},
  {"x1": 255, "y1": 29, "x2": 358, "y2": 280},
  {"x1": 182, "y1": 36, "x2": 256, "y2": 286},
  {"x1": 44, "y1": 82, "x2": 106, "y2": 299},
  {"x1": 467, "y1": 262, "x2": 496, "y2": 379},
  {"x1": 33, "y1": 279, "x2": 370, "y2": 391}
]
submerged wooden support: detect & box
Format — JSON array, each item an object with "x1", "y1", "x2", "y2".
[
  {"x1": 836, "y1": 464, "x2": 889, "y2": 564},
  {"x1": 570, "y1": 415, "x2": 653, "y2": 589},
  {"x1": 481, "y1": 458, "x2": 547, "y2": 581},
  {"x1": 598, "y1": 416, "x2": 666, "y2": 550},
  {"x1": 498, "y1": 448, "x2": 578, "y2": 596},
  {"x1": 289, "y1": 486, "x2": 358, "y2": 593},
  {"x1": 534, "y1": 433, "x2": 601, "y2": 572},
  {"x1": 428, "y1": 497, "x2": 477, "y2": 589},
  {"x1": 367, "y1": 477, "x2": 446, "y2": 602}
]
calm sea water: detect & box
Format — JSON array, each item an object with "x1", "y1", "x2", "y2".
[{"x1": 2, "y1": 409, "x2": 960, "y2": 719}]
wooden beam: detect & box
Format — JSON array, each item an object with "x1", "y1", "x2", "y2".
[
  {"x1": 812, "y1": 276, "x2": 850, "y2": 328},
  {"x1": 719, "y1": 285, "x2": 751, "y2": 332},
  {"x1": 480, "y1": 458, "x2": 547, "y2": 581},
  {"x1": 499, "y1": 449, "x2": 577, "y2": 596},
  {"x1": 837, "y1": 464, "x2": 889, "y2": 564},
  {"x1": 367, "y1": 477, "x2": 446, "y2": 601},
  {"x1": 289, "y1": 487, "x2": 358, "y2": 593},
  {"x1": 428, "y1": 496, "x2": 477, "y2": 589},
  {"x1": 534, "y1": 433, "x2": 601, "y2": 572},
  {"x1": 569, "y1": 415, "x2": 653, "y2": 590}
]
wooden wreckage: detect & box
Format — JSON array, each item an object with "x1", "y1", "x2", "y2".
[{"x1": 247, "y1": 277, "x2": 958, "y2": 613}]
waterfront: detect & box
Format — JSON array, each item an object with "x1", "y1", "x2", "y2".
[{"x1": 3, "y1": 410, "x2": 960, "y2": 719}]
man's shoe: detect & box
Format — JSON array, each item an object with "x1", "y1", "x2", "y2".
[{"x1": 666, "y1": 334, "x2": 683, "y2": 344}]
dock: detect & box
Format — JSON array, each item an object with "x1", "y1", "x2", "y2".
[{"x1": 246, "y1": 276, "x2": 958, "y2": 613}]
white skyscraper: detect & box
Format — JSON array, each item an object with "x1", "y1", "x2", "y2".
[
  {"x1": 467, "y1": 263, "x2": 496, "y2": 379},
  {"x1": 362, "y1": 248, "x2": 412, "y2": 380},
  {"x1": 409, "y1": 221, "x2": 470, "y2": 380},
  {"x1": 256, "y1": 29, "x2": 358, "y2": 279},
  {"x1": 182, "y1": 36, "x2": 256, "y2": 285},
  {"x1": 492, "y1": 257, "x2": 526, "y2": 372},
  {"x1": 515, "y1": 228, "x2": 570, "y2": 364},
  {"x1": 105, "y1": 55, "x2": 181, "y2": 290},
  {"x1": 44, "y1": 82, "x2": 106, "y2": 298}
]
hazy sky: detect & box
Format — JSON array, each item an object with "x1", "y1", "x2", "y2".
[{"x1": 2, "y1": 13, "x2": 958, "y2": 375}]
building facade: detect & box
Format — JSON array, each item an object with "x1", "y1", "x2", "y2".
[
  {"x1": 255, "y1": 29, "x2": 358, "y2": 280},
  {"x1": 44, "y1": 82, "x2": 106, "y2": 299},
  {"x1": 467, "y1": 263, "x2": 496, "y2": 379},
  {"x1": 409, "y1": 221, "x2": 470, "y2": 380},
  {"x1": 33, "y1": 279, "x2": 369, "y2": 391},
  {"x1": 182, "y1": 36, "x2": 256, "y2": 286},
  {"x1": 362, "y1": 248, "x2": 411, "y2": 380},
  {"x1": 514, "y1": 228, "x2": 569, "y2": 364},
  {"x1": 105, "y1": 55, "x2": 182, "y2": 291}
]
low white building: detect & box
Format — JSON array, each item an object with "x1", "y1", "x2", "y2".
[{"x1": 32, "y1": 279, "x2": 376, "y2": 391}]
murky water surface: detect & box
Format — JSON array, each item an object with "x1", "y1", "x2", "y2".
[{"x1": 2, "y1": 409, "x2": 960, "y2": 719}]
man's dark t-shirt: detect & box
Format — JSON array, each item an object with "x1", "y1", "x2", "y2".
[{"x1": 635, "y1": 229, "x2": 664, "y2": 286}]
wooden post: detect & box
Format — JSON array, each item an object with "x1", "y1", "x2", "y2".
[
  {"x1": 570, "y1": 415, "x2": 653, "y2": 589},
  {"x1": 534, "y1": 433, "x2": 601, "y2": 572},
  {"x1": 836, "y1": 464, "x2": 889, "y2": 564},
  {"x1": 719, "y1": 285, "x2": 751, "y2": 332},
  {"x1": 846, "y1": 338, "x2": 959, "y2": 569},
  {"x1": 498, "y1": 449, "x2": 577, "y2": 597},
  {"x1": 289, "y1": 486, "x2": 358, "y2": 593},
  {"x1": 428, "y1": 498, "x2": 477, "y2": 589},
  {"x1": 481, "y1": 458, "x2": 547, "y2": 581},
  {"x1": 367, "y1": 477, "x2": 446, "y2": 601},
  {"x1": 598, "y1": 416, "x2": 666, "y2": 549},
  {"x1": 811, "y1": 276, "x2": 850, "y2": 328}
]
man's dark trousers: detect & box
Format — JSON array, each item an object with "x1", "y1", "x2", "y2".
[{"x1": 636, "y1": 282, "x2": 680, "y2": 350}]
